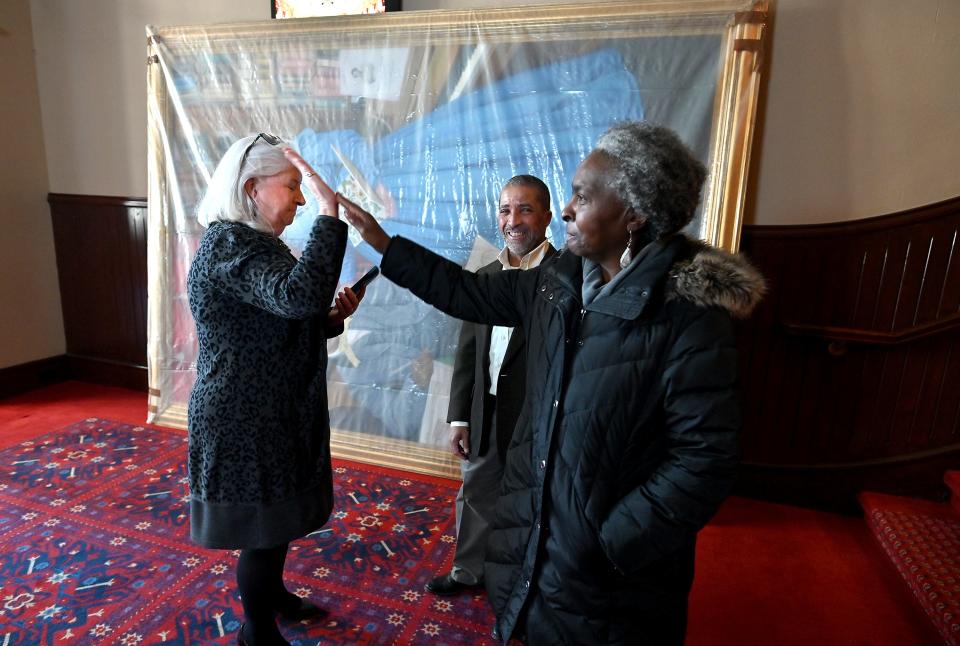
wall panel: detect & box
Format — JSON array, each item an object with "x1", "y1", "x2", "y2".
[
  {"x1": 736, "y1": 196, "x2": 960, "y2": 509},
  {"x1": 48, "y1": 194, "x2": 148, "y2": 391}
]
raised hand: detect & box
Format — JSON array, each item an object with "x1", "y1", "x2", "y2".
[
  {"x1": 337, "y1": 193, "x2": 391, "y2": 253},
  {"x1": 283, "y1": 148, "x2": 337, "y2": 217}
]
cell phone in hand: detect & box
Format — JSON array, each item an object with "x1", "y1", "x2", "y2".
[{"x1": 350, "y1": 266, "x2": 380, "y2": 293}]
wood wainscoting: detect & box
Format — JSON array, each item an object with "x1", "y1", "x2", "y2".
[
  {"x1": 0, "y1": 355, "x2": 69, "y2": 399},
  {"x1": 736, "y1": 196, "x2": 960, "y2": 511},
  {"x1": 47, "y1": 193, "x2": 148, "y2": 392}
]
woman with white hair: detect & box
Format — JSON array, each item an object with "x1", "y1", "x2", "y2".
[
  {"x1": 340, "y1": 121, "x2": 765, "y2": 645},
  {"x1": 188, "y1": 133, "x2": 361, "y2": 646}
]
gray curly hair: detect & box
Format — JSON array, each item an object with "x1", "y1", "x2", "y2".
[{"x1": 594, "y1": 122, "x2": 707, "y2": 240}]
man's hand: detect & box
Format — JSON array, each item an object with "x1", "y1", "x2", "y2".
[{"x1": 449, "y1": 424, "x2": 470, "y2": 460}]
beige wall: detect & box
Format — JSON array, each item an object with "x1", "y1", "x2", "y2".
[
  {"x1": 29, "y1": 0, "x2": 267, "y2": 198},
  {"x1": 752, "y1": 0, "x2": 960, "y2": 225},
  {"x1": 27, "y1": 0, "x2": 557, "y2": 197},
  {"x1": 9, "y1": 0, "x2": 959, "y2": 368},
  {"x1": 0, "y1": 0, "x2": 63, "y2": 368}
]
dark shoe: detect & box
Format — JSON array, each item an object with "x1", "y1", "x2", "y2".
[
  {"x1": 491, "y1": 623, "x2": 502, "y2": 640},
  {"x1": 276, "y1": 596, "x2": 328, "y2": 622},
  {"x1": 425, "y1": 573, "x2": 477, "y2": 596}
]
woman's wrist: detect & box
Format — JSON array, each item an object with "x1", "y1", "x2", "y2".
[{"x1": 316, "y1": 201, "x2": 338, "y2": 218}]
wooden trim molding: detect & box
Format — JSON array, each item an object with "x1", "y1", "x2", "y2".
[
  {"x1": 47, "y1": 193, "x2": 147, "y2": 209},
  {"x1": 64, "y1": 355, "x2": 148, "y2": 393},
  {"x1": 329, "y1": 428, "x2": 460, "y2": 480},
  {"x1": 0, "y1": 355, "x2": 69, "y2": 400},
  {"x1": 744, "y1": 195, "x2": 960, "y2": 238},
  {"x1": 785, "y1": 312, "x2": 960, "y2": 347},
  {"x1": 737, "y1": 445, "x2": 960, "y2": 513}
]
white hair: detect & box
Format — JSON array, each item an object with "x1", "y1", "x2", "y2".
[{"x1": 196, "y1": 134, "x2": 293, "y2": 233}]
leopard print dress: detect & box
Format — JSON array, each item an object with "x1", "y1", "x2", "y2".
[{"x1": 187, "y1": 217, "x2": 347, "y2": 549}]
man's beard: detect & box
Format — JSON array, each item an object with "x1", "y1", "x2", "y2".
[{"x1": 505, "y1": 230, "x2": 543, "y2": 258}]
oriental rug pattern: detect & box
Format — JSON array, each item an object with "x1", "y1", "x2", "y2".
[{"x1": 0, "y1": 418, "x2": 494, "y2": 645}]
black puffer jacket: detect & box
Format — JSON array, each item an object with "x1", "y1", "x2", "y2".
[{"x1": 380, "y1": 233, "x2": 764, "y2": 645}]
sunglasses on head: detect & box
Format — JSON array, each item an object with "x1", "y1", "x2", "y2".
[{"x1": 239, "y1": 132, "x2": 283, "y2": 170}]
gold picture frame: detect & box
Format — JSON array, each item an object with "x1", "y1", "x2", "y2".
[{"x1": 146, "y1": 0, "x2": 769, "y2": 478}]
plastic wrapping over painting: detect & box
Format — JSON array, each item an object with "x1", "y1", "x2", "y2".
[{"x1": 146, "y1": 1, "x2": 767, "y2": 477}]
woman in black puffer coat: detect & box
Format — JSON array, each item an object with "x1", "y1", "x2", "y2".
[{"x1": 340, "y1": 121, "x2": 765, "y2": 645}]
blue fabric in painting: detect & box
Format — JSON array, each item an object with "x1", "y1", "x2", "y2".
[{"x1": 290, "y1": 48, "x2": 643, "y2": 442}]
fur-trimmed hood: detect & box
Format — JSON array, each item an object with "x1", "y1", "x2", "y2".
[{"x1": 665, "y1": 237, "x2": 766, "y2": 318}]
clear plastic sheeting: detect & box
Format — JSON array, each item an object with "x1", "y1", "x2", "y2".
[{"x1": 146, "y1": 1, "x2": 767, "y2": 477}]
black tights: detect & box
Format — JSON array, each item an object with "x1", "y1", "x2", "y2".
[{"x1": 237, "y1": 543, "x2": 297, "y2": 644}]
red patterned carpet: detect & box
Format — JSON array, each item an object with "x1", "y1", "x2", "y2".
[
  {"x1": 0, "y1": 416, "x2": 494, "y2": 645},
  {"x1": 861, "y1": 490, "x2": 960, "y2": 645},
  {"x1": 0, "y1": 382, "x2": 941, "y2": 645}
]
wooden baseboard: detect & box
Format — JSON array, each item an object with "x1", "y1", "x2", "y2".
[
  {"x1": 735, "y1": 446, "x2": 960, "y2": 514},
  {"x1": 0, "y1": 355, "x2": 69, "y2": 399},
  {"x1": 64, "y1": 355, "x2": 148, "y2": 392},
  {"x1": 0, "y1": 355, "x2": 148, "y2": 400}
]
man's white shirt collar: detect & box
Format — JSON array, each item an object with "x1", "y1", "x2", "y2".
[{"x1": 496, "y1": 238, "x2": 551, "y2": 271}]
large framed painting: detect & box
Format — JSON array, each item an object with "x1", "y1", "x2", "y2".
[{"x1": 146, "y1": 0, "x2": 769, "y2": 477}]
